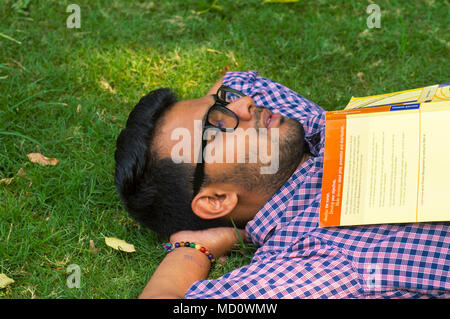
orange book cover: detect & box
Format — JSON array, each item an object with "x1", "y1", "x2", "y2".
[{"x1": 320, "y1": 97, "x2": 450, "y2": 227}]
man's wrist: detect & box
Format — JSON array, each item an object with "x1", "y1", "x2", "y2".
[{"x1": 165, "y1": 242, "x2": 216, "y2": 264}]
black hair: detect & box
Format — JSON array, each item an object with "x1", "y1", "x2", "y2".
[{"x1": 114, "y1": 88, "x2": 230, "y2": 237}]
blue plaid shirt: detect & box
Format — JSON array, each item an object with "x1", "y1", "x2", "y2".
[{"x1": 185, "y1": 71, "x2": 450, "y2": 298}]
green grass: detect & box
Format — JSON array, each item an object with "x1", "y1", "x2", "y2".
[{"x1": 0, "y1": 0, "x2": 448, "y2": 298}]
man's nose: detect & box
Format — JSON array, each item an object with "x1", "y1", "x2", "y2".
[{"x1": 226, "y1": 97, "x2": 254, "y2": 122}]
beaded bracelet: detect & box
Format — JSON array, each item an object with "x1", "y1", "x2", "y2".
[{"x1": 163, "y1": 242, "x2": 216, "y2": 264}]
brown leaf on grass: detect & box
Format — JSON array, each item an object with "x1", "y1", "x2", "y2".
[
  {"x1": 27, "y1": 153, "x2": 58, "y2": 166},
  {"x1": 0, "y1": 274, "x2": 14, "y2": 289},
  {"x1": 0, "y1": 177, "x2": 14, "y2": 185},
  {"x1": 104, "y1": 237, "x2": 135, "y2": 253},
  {"x1": 99, "y1": 77, "x2": 116, "y2": 93}
]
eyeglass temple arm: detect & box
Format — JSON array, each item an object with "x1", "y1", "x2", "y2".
[
  {"x1": 219, "y1": 85, "x2": 245, "y2": 100},
  {"x1": 192, "y1": 137, "x2": 207, "y2": 197}
]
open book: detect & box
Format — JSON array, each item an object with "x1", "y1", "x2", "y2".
[{"x1": 320, "y1": 83, "x2": 450, "y2": 227}]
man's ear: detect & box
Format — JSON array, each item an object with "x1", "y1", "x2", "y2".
[{"x1": 191, "y1": 186, "x2": 238, "y2": 220}]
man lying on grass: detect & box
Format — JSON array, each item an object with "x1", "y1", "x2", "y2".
[{"x1": 114, "y1": 71, "x2": 449, "y2": 298}]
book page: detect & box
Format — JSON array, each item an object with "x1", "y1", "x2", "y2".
[
  {"x1": 339, "y1": 109, "x2": 420, "y2": 225},
  {"x1": 417, "y1": 102, "x2": 450, "y2": 222}
]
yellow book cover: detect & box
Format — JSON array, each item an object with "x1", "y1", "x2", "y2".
[
  {"x1": 320, "y1": 98, "x2": 450, "y2": 227},
  {"x1": 345, "y1": 83, "x2": 450, "y2": 110}
]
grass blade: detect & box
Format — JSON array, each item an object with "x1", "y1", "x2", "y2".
[
  {"x1": 0, "y1": 32, "x2": 22, "y2": 44},
  {"x1": 0, "y1": 130, "x2": 41, "y2": 146}
]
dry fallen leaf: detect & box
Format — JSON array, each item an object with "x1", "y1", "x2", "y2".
[
  {"x1": 99, "y1": 77, "x2": 116, "y2": 93},
  {"x1": 0, "y1": 177, "x2": 13, "y2": 185},
  {"x1": 0, "y1": 274, "x2": 14, "y2": 289},
  {"x1": 27, "y1": 153, "x2": 59, "y2": 166},
  {"x1": 104, "y1": 237, "x2": 135, "y2": 253}
]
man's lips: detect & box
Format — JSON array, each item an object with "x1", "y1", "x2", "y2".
[
  {"x1": 268, "y1": 113, "x2": 281, "y2": 128},
  {"x1": 262, "y1": 109, "x2": 271, "y2": 128},
  {"x1": 262, "y1": 109, "x2": 281, "y2": 128}
]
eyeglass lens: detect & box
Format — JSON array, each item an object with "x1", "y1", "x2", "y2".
[{"x1": 208, "y1": 106, "x2": 238, "y2": 129}]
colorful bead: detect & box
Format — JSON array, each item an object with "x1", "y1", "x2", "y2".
[
  {"x1": 184, "y1": 242, "x2": 190, "y2": 247},
  {"x1": 195, "y1": 244, "x2": 201, "y2": 250},
  {"x1": 190, "y1": 243, "x2": 195, "y2": 248},
  {"x1": 175, "y1": 242, "x2": 180, "y2": 248}
]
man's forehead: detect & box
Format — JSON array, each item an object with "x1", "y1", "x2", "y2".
[
  {"x1": 164, "y1": 96, "x2": 211, "y2": 128},
  {"x1": 153, "y1": 96, "x2": 211, "y2": 157},
  {"x1": 174, "y1": 97, "x2": 203, "y2": 109}
]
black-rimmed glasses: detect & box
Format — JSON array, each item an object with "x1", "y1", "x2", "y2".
[{"x1": 192, "y1": 85, "x2": 245, "y2": 197}]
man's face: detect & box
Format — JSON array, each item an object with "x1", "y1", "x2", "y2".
[{"x1": 153, "y1": 94, "x2": 305, "y2": 197}]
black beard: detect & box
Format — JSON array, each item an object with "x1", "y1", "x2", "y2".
[
  {"x1": 223, "y1": 113, "x2": 306, "y2": 196},
  {"x1": 256, "y1": 116, "x2": 305, "y2": 194}
]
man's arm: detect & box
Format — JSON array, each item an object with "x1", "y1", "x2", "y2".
[
  {"x1": 139, "y1": 227, "x2": 245, "y2": 299},
  {"x1": 139, "y1": 247, "x2": 210, "y2": 299}
]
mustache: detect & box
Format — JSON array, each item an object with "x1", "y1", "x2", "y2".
[{"x1": 254, "y1": 107, "x2": 263, "y2": 129}]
